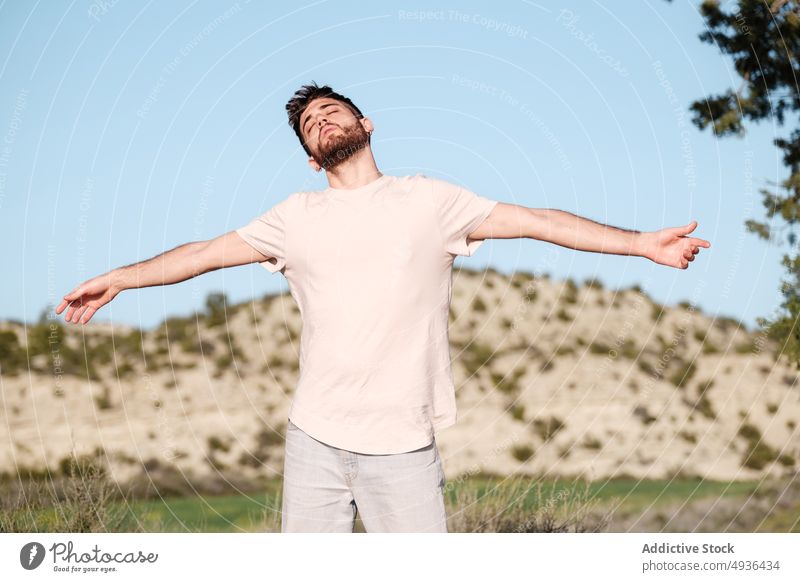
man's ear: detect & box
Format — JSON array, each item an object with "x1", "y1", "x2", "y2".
[
  {"x1": 308, "y1": 156, "x2": 322, "y2": 172},
  {"x1": 361, "y1": 117, "x2": 373, "y2": 134}
]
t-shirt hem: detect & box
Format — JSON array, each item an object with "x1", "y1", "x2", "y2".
[{"x1": 288, "y1": 407, "x2": 456, "y2": 455}]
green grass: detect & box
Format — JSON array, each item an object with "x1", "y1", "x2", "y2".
[
  {"x1": 110, "y1": 477, "x2": 763, "y2": 532},
  {"x1": 118, "y1": 482, "x2": 283, "y2": 532}
]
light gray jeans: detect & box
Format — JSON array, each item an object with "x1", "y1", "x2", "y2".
[{"x1": 281, "y1": 419, "x2": 448, "y2": 533}]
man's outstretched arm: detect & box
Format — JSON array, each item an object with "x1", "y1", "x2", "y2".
[
  {"x1": 56, "y1": 231, "x2": 270, "y2": 325},
  {"x1": 468, "y1": 202, "x2": 711, "y2": 269}
]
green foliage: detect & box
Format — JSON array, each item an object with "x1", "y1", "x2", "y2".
[
  {"x1": 651, "y1": 304, "x2": 665, "y2": 322},
  {"x1": 0, "y1": 330, "x2": 25, "y2": 375},
  {"x1": 26, "y1": 313, "x2": 101, "y2": 380},
  {"x1": 1, "y1": 451, "x2": 131, "y2": 533},
  {"x1": 532, "y1": 417, "x2": 565, "y2": 442},
  {"x1": 584, "y1": 277, "x2": 604, "y2": 290},
  {"x1": 561, "y1": 279, "x2": 578, "y2": 304},
  {"x1": 686, "y1": 379, "x2": 716, "y2": 420},
  {"x1": 491, "y1": 367, "x2": 525, "y2": 394},
  {"x1": 555, "y1": 308, "x2": 572, "y2": 322},
  {"x1": 205, "y1": 292, "x2": 230, "y2": 328},
  {"x1": 460, "y1": 342, "x2": 496, "y2": 378},
  {"x1": 737, "y1": 422, "x2": 792, "y2": 470},
  {"x1": 508, "y1": 404, "x2": 526, "y2": 421},
  {"x1": 208, "y1": 436, "x2": 231, "y2": 453},
  {"x1": 581, "y1": 436, "x2": 603, "y2": 450},
  {"x1": 511, "y1": 444, "x2": 535, "y2": 462},
  {"x1": 683, "y1": 0, "x2": 800, "y2": 364},
  {"x1": 668, "y1": 359, "x2": 696, "y2": 389}
]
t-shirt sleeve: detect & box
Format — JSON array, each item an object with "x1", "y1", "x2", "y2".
[
  {"x1": 235, "y1": 195, "x2": 294, "y2": 274},
  {"x1": 424, "y1": 175, "x2": 498, "y2": 257}
]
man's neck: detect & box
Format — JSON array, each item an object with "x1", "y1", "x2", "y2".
[{"x1": 324, "y1": 151, "x2": 382, "y2": 190}]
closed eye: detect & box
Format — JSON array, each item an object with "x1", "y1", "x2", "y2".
[{"x1": 306, "y1": 106, "x2": 340, "y2": 135}]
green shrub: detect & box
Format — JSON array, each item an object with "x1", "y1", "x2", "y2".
[
  {"x1": 668, "y1": 360, "x2": 696, "y2": 389},
  {"x1": 581, "y1": 436, "x2": 602, "y2": 450},
  {"x1": 491, "y1": 367, "x2": 525, "y2": 394},
  {"x1": 0, "y1": 330, "x2": 25, "y2": 375},
  {"x1": 584, "y1": 277, "x2": 604, "y2": 290},
  {"x1": 460, "y1": 342, "x2": 496, "y2": 378},
  {"x1": 509, "y1": 404, "x2": 526, "y2": 421},
  {"x1": 208, "y1": 435, "x2": 231, "y2": 453},
  {"x1": 472, "y1": 296, "x2": 487, "y2": 312},
  {"x1": 205, "y1": 292, "x2": 231, "y2": 328},
  {"x1": 532, "y1": 417, "x2": 565, "y2": 442},
  {"x1": 511, "y1": 444, "x2": 535, "y2": 462},
  {"x1": 738, "y1": 423, "x2": 783, "y2": 470},
  {"x1": 562, "y1": 279, "x2": 578, "y2": 304},
  {"x1": 651, "y1": 304, "x2": 665, "y2": 322},
  {"x1": 1, "y1": 452, "x2": 132, "y2": 533}
]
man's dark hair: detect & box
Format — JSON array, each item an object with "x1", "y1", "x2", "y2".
[{"x1": 286, "y1": 82, "x2": 366, "y2": 156}]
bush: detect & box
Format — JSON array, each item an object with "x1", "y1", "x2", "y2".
[
  {"x1": 532, "y1": 417, "x2": 565, "y2": 442},
  {"x1": 561, "y1": 279, "x2": 578, "y2": 304},
  {"x1": 511, "y1": 444, "x2": 535, "y2": 462},
  {"x1": 491, "y1": 367, "x2": 525, "y2": 394},
  {"x1": 509, "y1": 404, "x2": 526, "y2": 421},
  {"x1": 445, "y1": 476, "x2": 610, "y2": 533},
  {"x1": 584, "y1": 277, "x2": 604, "y2": 290},
  {"x1": 205, "y1": 292, "x2": 231, "y2": 328},
  {"x1": 581, "y1": 436, "x2": 603, "y2": 450},
  {"x1": 460, "y1": 342, "x2": 496, "y2": 378},
  {"x1": 738, "y1": 423, "x2": 783, "y2": 470},
  {"x1": 0, "y1": 330, "x2": 25, "y2": 375},
  {"x1": 0, "y1": 452, "x2": 135, "y2": 533},
  {"x1": 668, "y1": 360, "x2": 696, "y2": 389}
]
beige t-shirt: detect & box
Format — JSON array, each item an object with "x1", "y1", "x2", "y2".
[{"x1": 235, "y1": 173, "x2": 498, "y2": 454}]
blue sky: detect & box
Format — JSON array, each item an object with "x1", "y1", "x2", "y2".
[{"x1": 0, "y1": 0, "x2": 790, "y2": 330}]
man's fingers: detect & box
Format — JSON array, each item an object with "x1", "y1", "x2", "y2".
[
  {"x1": 680, "y1": 221, "x2": 698, "y2": 235},
  {"x1": 66, "y1": 301, "x2": 84, "y2": 323},
  {"x1": 80, "y1": 306, "x2": 96, "y2": 325},
  {"x1": 687, "y1": 237, "x2": 711, "y2": 248},
  {"x1": 74, "y1": 305, "x2": 90, "y2": 323},
  {"x1": 63, "y1": 288, "x2": 82, "y2": 301},
  {"x1": 692, "y1": 247, "x2": 700, "y2": 255}
]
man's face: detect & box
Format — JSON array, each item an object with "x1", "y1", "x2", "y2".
[{"x1": 299, "y1": 97, "x2": 372, "y2": 170}]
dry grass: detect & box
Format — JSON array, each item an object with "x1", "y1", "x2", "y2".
[
  {"x1": 0, "y1": 451, "x2": 144, "y2": 533},
  {"x1": 446, "y1": 475, "x2": 612, "y2": 533}
]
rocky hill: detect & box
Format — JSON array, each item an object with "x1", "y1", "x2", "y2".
[{"x1": 1, "y1": 267, "x2": 798, "y2": 490}]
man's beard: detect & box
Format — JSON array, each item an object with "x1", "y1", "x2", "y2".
[{"x1": 311, "y1": 121, "x2": 371, "y2": 170}]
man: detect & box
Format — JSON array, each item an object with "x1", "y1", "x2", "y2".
[{"x1": 56, "y1": 82, "x2": 710, "y2": 533}]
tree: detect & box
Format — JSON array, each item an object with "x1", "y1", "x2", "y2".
[{"x1": 680, "y1": 0, "x2": 800, "y2": 363}]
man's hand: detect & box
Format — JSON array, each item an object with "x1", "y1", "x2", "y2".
[
  {"x1": 56, "y1": 273, "x2": 122, "y2": 325},
  {"x1": 638, "y1": 221, "x2": 711, "y2": 269}
]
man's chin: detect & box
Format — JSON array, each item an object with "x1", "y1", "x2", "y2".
[{"x1": 317, "y1": 139, "x2": 370, "y2": 169}]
